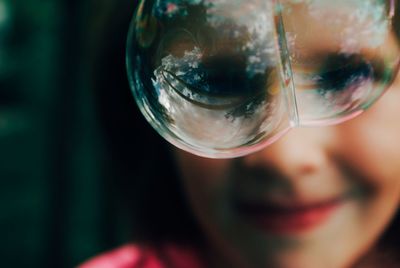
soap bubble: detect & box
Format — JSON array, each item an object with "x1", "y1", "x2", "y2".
[{"x1": 126, "y1": 0, "x2": 400, "y2": 158}]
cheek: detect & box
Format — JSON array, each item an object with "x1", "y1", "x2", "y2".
[
  {"x1": 173, "y1": 149, "x2": 231, "y2": 190},
  {"x1": 337, "y1": 89, "x2": 400, "y2": 183},
  {"x1": 334, "y1": 89, "x2": 400, "y2": 225},
  {"x1": 172, "y1": 149, "x2": 233, "y2": 215}
]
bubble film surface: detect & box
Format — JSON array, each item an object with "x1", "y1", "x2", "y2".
[{"x1": 127, "y1": 0, "x2": 400, "y2": 158}]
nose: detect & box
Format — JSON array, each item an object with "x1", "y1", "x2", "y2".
[{"x1": 242, "y1": 127, "x2": 333, "y2": 178}]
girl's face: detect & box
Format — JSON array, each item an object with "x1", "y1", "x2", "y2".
[
  {"x1": 173, "y1": 74, "x2": 400, "y2": 268},
  {"x1": 173, "y1": 72, "x2": 400, "y2": 267}
]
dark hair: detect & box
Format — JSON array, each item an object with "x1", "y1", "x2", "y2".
[{"x1": 90, "y1": 0, "x2": 202, "y2": 246}]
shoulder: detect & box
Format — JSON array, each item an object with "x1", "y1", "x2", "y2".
[
  {"x1": 79, "y1": 244, "x2": 153, "y2": 268},
  {"x1": 79, "y1": 243, "x2": 204, "y2": 268}
]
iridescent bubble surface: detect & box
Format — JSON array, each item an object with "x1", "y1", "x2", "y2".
[{"x1": 126, "y1": 0, "x2": 400, "y2": 158}]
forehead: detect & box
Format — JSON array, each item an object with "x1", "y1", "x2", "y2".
[
  {"x1": 155, "y1": 0, "x2": 396, "y2": 58},
  {"x1": 280, "y1": 0, "x2": 395, "y2": 62}
]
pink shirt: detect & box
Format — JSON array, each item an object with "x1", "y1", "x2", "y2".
[{"x1": 79, "y1": 243, "x2": 204, "y2": 268}]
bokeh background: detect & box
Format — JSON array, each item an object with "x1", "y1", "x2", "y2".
[
  {"x1": 3, "y1": 1, "x2": 400, "y2": 268},
  {"x1": 0, "y1": 0, "x2": 152, "y2": 267}
]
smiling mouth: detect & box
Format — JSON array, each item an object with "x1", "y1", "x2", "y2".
[{"x1": 235, "y1": 197, "x2": 346, "y2": 235}]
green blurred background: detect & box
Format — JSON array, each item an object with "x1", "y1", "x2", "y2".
[
  {"x1": 1, "y1": 1, "x2": 400, "y2": 268},
  {"x1": 0, "y1": 0, "x2": 142, "y2": 267}
]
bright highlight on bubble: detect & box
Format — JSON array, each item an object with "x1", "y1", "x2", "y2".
[{"x1": 127, "y1": 0, "x2": 400, "y2": 158}]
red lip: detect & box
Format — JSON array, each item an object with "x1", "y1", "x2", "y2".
[{"x1": 235, "y1": 198, "x2": 344, "y2": 234}]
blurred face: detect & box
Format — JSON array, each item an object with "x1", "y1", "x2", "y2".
[
  {"x1": 173, "y1": 73, "x2": 400, "y2": 268},
  {"x1": 169, "y1": 2, "x2": 400, "y2": 268}
]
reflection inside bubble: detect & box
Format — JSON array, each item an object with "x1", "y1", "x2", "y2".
[{"x1": 127, "y1": 0, "x2": 400, "y2": 158}]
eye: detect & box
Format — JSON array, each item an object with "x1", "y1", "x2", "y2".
[
  {"x1": 200, "y1": 53, "x2": 248, "y2": 96},
  {"x1": 157, "y1": 48, "x2": 272, "y2": 109},
  {"x1": 316, "y1": 54, "x2": 374, "y2": 95}
]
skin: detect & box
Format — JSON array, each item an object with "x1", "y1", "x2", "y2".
[
  {"x1": 168, "y1": 15, "x2": 400, "y2": 259},
  {"x1": 172, "y1": 73, "x2": 400, "y2": 268},
  {"x1": 167, "y1": 2, "x2": 400, "y2": 267}
]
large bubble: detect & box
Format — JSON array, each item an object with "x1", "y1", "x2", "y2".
[{"x1": 126, "y1": 0, "x2": 400, "y2": 158}]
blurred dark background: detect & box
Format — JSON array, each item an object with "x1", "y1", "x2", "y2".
[
  {"x1": 1, "y1": 1, "x2": 400, "y2": 268},
  {"x1": 0, "y1": 0, "x2": 155, "y2": 267}
]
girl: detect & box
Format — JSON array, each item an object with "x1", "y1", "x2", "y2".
[{"x1": 82, "y1": 1, "x2": 400, "y2": 267}]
